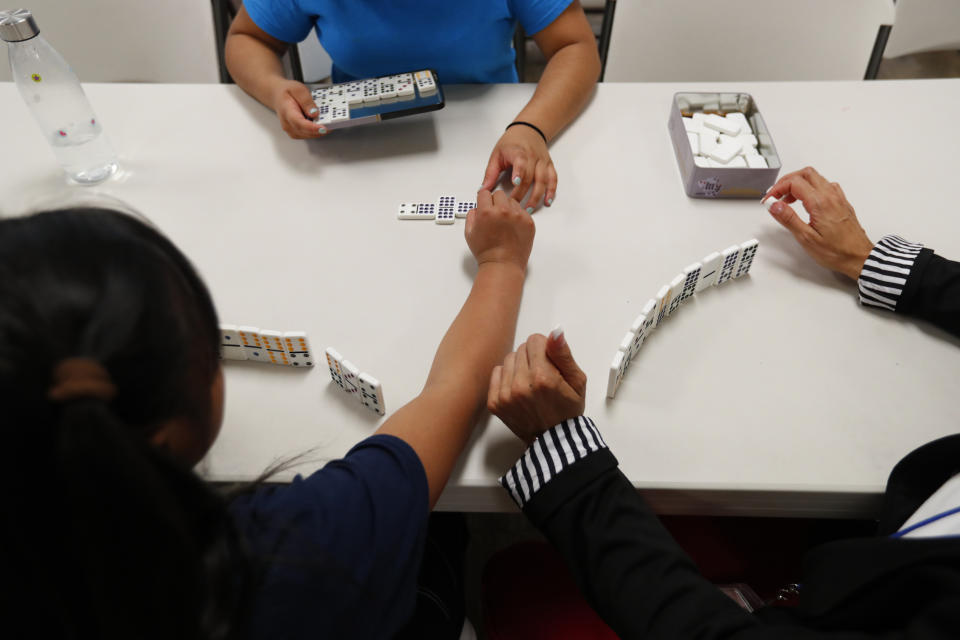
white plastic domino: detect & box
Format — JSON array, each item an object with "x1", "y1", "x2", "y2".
[
  {"x1": 746, "y1": 155, "x2": 768, "y2": 169},
  {"x1": 341, "y1": 359, "x2": 361, "y2": 396},
  {"x1": 618, "y1": 331, "x2": 633, "y2": 357},
  {"x1": 762, "y1": 196, "x2": 779, "y2": 212},
  {"x1": 417, "y1": 203, "x2": 436, "y2": 219},
  {"x1": 725, "y1": 156, "x2": 748, "y2": 168},
  {"x1": 696, "y1": 252, "x2": 722, "y2": 291},
  {"x1": 325, "y1": 347, "x2": 346, "y2": 390},
  {"x1": 330, "y1": 106, "x2": 349, "y2": 123},
  {"x1": 219, "y1": 324, "x2": 247, "y2": 361},
  {"x1": 654, "y1": 284, "x2": 671, "y2": 326},
  {"x1": 640, "y1": 300, "x2": 657, "y2": 336},
  {"x1": 680, "y1": 262, "x2": 702, "y2": 302},
  {"x1": 707, "y1": 138, "x2": 743, "y2": 164},
  {"x1": 283, "y1": 331, "x2": 315, "y2": 368},
  {"x1": 238, "y1": 326, "x2": 270, "y2": 363},
  {"x1": 435, "y1": 196, "x2": 455, "y2": 224},
  {"x1": 362, "y1": 79, "x2": 380, "y2": 104},
  {"x1": 734, "y1": 239, "x2": 759, "y2": 278},
  {"x1": 398, "y1": 202, "x2": 425, "y2": 220},
  {"x1": 260, "y1": 330, "x2": 290, "y2": 366},
  {"x1": 703, "y1": 113, "x2": 741, "y2": 136},
  {"x1": 725, "y1": 112, "x2": 750, "y2": 132},
  {"x1": 687, "y1": 132, "x2": 700, "y2": 156},
  {"x1": 358, "y1": 372, "x2": 386, "y2": 416},
  {"x1": 716, "y1": 245, "x2": 742, "y2": 285},
  {"x1": 666, "y1": 273, "x2": 686, "y2": 316},
  {"x1": 607, "y1": 350, "x2": 626, "y2": 399},
  {"x1": 629, "y1": 314, "x2": 648, "y2": 358},
  {"x1": 455, "y1": 199, "x2": 476, "y2": 218},
  {"x1": 378, "y1": 78, "x2": 397, "y2": 100},
  {"x1": 414, "y1": 70, "x2": 436, "y2": 96}
]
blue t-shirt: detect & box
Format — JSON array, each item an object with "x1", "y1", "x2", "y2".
[
  {"x1": 230, "y1": 434, "x2": 429, "y2": 639},
  {"x1": 244, "y1": 0, "x2": 574, "y2": 83}
]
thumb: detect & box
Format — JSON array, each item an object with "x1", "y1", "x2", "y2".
[
  {"x1": 291, "y1": 83, "x2": 319, "y2": 119},
  {"x1": 766, "y1": 197, "x2": 810, "y2": 241},
  {"x1": 546, "y1": 326, "x2": 586, "y2": 394}
]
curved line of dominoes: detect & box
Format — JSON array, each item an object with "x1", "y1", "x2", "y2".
[{"x1": 607, "y1": 237, "x2": 760, "y2": 399}]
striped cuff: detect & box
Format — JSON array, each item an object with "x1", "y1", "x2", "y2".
[
  {"x1": 499, "y1": 416, "x2": 607, "y2": 509},
  {"x1": 858, "y1": 235, "x2": 923, "y2": 312}
]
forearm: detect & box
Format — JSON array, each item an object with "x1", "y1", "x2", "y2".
[
  {"x1": 224, "y1": 32, "x2": 289, "y2": 111},
  {"x1": 513, "y1": 42, "x2": 599, "y2": 141},
  {"x1": 377, "y1": 262, "x2": 525, "y2": 506}
]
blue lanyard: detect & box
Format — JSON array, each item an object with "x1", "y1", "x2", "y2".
[{"x1": 890, "y1": 505, "x2": 960, "y2": 539}]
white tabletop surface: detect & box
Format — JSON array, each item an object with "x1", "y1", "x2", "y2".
[{"x1": 2, "y1": 80, "x2": 958, "y2": 517}]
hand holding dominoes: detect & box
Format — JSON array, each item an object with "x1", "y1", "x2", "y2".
[
  {"x1": 763, "y1": 168, "x2": 874, "y2": 280},
  {"x1": 466, "y1": 189, "x2": 536, "y2": 272},
  {"x1": 271, "y1": 79, "x2": 327, "y2": 139},
  {"x1": 481, "y1": 124, "x2": 557, "y2": 213},
  {"x1": 488, "y1": 328, "x2": 587, "y2": 445}
]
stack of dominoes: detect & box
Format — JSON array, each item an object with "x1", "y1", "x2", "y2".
[
  {"x1": 397, "y1": 196, "x2": 477, "y2": 225},
  {"x1": 607, "y1": 238, "x2": 759, "y2": 399},
  {"x1": 311, "y1": 70, "x2": 437, "y2": 126},
  {"x1": 325, "y1": 347, "x2": 385, "y2": 416},
  {"x1": 219, "y1": 325, "x2": 315, "y2": 367},
  {"x1": 683, "y1": 112, "x2": 768, "y2": 169}
]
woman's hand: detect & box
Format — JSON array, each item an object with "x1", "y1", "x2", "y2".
[
  {"x1": 466, "y1": 189, "x2": 536, "y2": 273},
  {"x1": 481, "y1": 125, "x2": 557, "y2": 213},
  {"x1": 270, "y1": 79, "x2": 328, "y2": 139},
  {"x1": 488, "y1": 329, "x2": 587, "y2": 445},
  {"x1": 764, "y1": 167, "x2": 874, "y2": 280}
]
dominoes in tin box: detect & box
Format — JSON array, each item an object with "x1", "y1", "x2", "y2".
[
  {"x1": 734, "y1": 239, "x2": 759, "y2": 278},
  {"x1": 325, "y1": 347, "x2": 346, "y2": 390},
  {"x1": 219, "y1": 324, "x2": 247, "y2": 361},
  {"x1": 455, "y1": 198, "x2": 476, "y2": 219},
  {"x1": 716, "y1": 245, "x2": 742, "y2": 285},
  {"x1": 238, "y1": 326, "x2": 271, "y2": 362},
  {"x1": 358, "y1": 373, "x2": 386, "y2": 416},
  {"x1": 261, "y1": 330, "x2": 291, "y2": 366},
  {"x1": 436, "y1": 196, "x2": 455, "y2": 224},
  {"x1": 283, "y1": 331, "x2": 315, "y2": 367}
]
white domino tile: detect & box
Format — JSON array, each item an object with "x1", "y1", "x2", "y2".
[
  {"x1": 325, "y1": 347, "x2": 346, "y2": 390},
  {"x1": 687, "y1": 131, "x2": 700, "y2": 156},
  {"x1": 283, "y1": 331, "x2": 315, "y2": 368},
  {"x1": 219, "y1": 324, "x2": 247, "y2": 361},
  {"x1": 703, "y1": 113, "x2": 741, "y2": 136},
  {"x1": 330, "y1": 106, "x2": 349, "y2": 123},
  {"x1": 362, "y1": 80, "x2": 380, "y2": 104},
  {"x1": 607, "y1": 350, "x2": 626, "y2": 399},
  {"x1": 341, "y1": 359, "x2": 361, "y2": 396},
  {"x1": 414, "y1": 70, "x2": 437, "y2": 96},
  {"x1": 734, "y1": 239, "x2": 759, "y2": 278},
  {"x1": 726, "y1": 112, "x2": 750, "y2": 131},
  {"x1": 696, "y1": 252, "x2": 722, "y2": 291},
  {"x1": 455, "y1": 199, "x2": 476, "y2": 218},
  {"x1": 397, "y1": 201, "x2": 433, "y2": 220},
  {"x1": 746, "y1": 155, "x2": 768, "y2": 169},
  {"x1": 680, "y1": 262, "x2": 702, "y2": 302},
  {"x1": 706, "y1": 138, "x2": 743, "y2": 164},
  {"x1": 640, "y1": 300, "x2": 657, "y2": 336},
  {"x1": 654, "y1": 284, "x2": 671, "y2": 327},
  {"x1": 666, "y1": 273, "x2": 686, "y2": 316},
  {"x1": 238, "y1": 326, "x2": 270, "y2": 363},
  {"x1": 618, "y1": 330, "x2": 634, "y2": 358},
  {"x1": 358, "y1": 372, "x2": 386, "y2": 416},
  {"x1": 435, "y1": 196, "x2": 455, "y2": 224},
  {"x1": 260, "y1": 330, "x2": 290, "y2": 366},
  {"x1": 716, "y1": 245, "x2": 742, "y2": 285},
  {"x1": 377, "y1": 78, "x2": 397, "y2": 100},
  {"x1": 629, "y1": 314, "x2": 648, "y2": 358}
]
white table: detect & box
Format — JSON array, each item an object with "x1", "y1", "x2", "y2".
[{"x1": 2, "y1": 80, "x2": 958, "y2": 517}]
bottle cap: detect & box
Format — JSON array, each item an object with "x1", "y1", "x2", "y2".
[{"x1": 0, "y1": 9, "x2": 39, "y2": 43}]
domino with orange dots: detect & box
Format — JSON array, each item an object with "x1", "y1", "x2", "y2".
[
  {"x1": 219, "y1": 324, "x2": 247, "y2": 361},
  {"x1": 238, "y1": 326, "x2": 271, "y2": 363},
  {"x1": 260, "y1": 330, "x2": 290, "y2": 366},
  {"x1": 283, "y1": 331, "x2": 315, "y2": 368},
  {"x1": 325, "y1": 347, "x2": 346, "y2": 390}
]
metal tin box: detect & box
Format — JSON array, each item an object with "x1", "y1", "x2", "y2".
[{"x1": 668, "y1": 92, "x2": 781, "y2": 199}]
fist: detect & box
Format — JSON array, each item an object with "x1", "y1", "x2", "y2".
[{"x1": 465, "y1": 189, "x2": 535, "y2": 272}]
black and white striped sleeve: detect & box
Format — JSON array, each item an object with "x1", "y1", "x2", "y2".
[
  {"x1": 858, "y1": 235, "x2": 924, "y2": 312},
  {"x1": 499, "y1": 416, "x2": 608, "y2": 510}
]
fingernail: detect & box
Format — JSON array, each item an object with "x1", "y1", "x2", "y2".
[
  {"x1": 478, "y1": 184, "x2": 485, "y2": 191},
  {"x1": 317, "y1": 126, "x2": 327, "y2": 135},
  {"x1": 309, "y1": 107, "x2": 319, "y2": 115},
  {"x1": 545, "y1": 197, "x2": 553, "y2": 206},
  {"x1": 763, "y1": 197, "x2": 778, "y2": 212},
  {"x1": 770, "y1": 200, "x2": 783, "y2": 214},
  {"x1": 549, "y1": 325, "x2": 564, "y2": 340},
  {"x1": 525, "y1": 207, "x2": 534, "y2": 215},
  {"x1": 512, "y1": 176, "x2": 521, "y2": 186}
]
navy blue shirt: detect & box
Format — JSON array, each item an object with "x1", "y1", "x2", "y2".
[
  {"x1": 230, "y1": 434, "x2": 429, "y2": 639},
  {"x1": 244, "y1": 0, "x2": 574, "y2": 83}
]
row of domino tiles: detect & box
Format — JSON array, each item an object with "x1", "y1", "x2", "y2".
[
  {"x1": 325, "y1": 347, "x2": 385, "y2": 416},
  {"x1": 311, "y1": 70, "x2": 437, "y2": 125},
  {"x1": 607, "y1": 238, "x2": 760, "y2": 399},
  {"x1": 683, "y1": 112, "x2": 769, "y2": 169},
  {"x1": 398, "y1": 196, "x2": 478, "y2": 224},
  {"x1": 220, "y1": 325, "x2": 314, "y2": 367}
]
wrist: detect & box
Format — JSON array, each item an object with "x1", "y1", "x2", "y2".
[
  {"x1": 476, "y1": 260, "x2": 526, "y2": 279},
  {"x1": 843, "y1": 245, "x2": 873, "y2": 281}
]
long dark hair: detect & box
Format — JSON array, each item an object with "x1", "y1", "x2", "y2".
[{"x1": 0, "y1": 207, "x2": 250, "y2": 639}]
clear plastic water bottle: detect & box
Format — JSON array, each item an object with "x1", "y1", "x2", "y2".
[{"x1": 0, "y1": 9, "x2": 118, "y2": 184}]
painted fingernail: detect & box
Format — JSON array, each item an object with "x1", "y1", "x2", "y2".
[
  {"x1": 309, "y1": 107, "x2": 319, "y2": 115},
  {"x1": 512, "y1": 176, "x2": 521, "y2": 186},
  {"x1": 549, "y1": 325, "x2": 564, "y2": 340},
  {"x1": 546, "y1": 197, "x2": 553, "y2": 206},
  {"x1": 770, "y1": 200, "x2": 784, "y2": 214},
  {"x1": 526, "y1": 207, "x2": 534, "y2": 214}
]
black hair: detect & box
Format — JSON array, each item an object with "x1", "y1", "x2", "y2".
[{"x1": 0, "y1": 208, "x2": 250, "y2": 639}]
